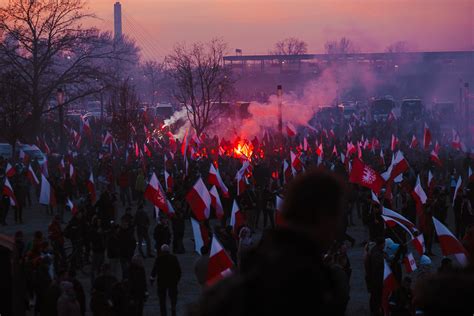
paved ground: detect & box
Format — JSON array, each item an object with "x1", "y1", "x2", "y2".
[{"x1": 2, "y1": 197, "x2": 451, "y2": 316}]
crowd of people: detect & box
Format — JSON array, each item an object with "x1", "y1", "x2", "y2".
[{"x1": 1, "y1": 112, "x2": 474, "y2": 316}]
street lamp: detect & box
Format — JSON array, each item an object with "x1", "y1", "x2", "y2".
[
  {"x1": 56, "y1": 88, "x2": 65, "y2": 154},
  {"x1": 277, "y1": 85, "x2": 283, "y2": 135}
]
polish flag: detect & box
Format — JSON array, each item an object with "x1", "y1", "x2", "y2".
[
  {"x1": 349, "y1": 158, "x2": 385, "y2": 194},
  {"x1": 66, "y1": 198, "x2": 78, "y2": 216},
  {"x1": 186, "y1": 177, "x2": 211, "y2": 221},
  {"x1": 391, "y1": 134, "x2": 399, "y2": 152},
  {"x1": 452, "y1": 176, "x2": 462, "y2": 206},
  {"x1": 382, "y1": 207, "x2": 415, "y2": 229},
  {"x1": 230, "y1": 200, "x2": 245, "y2": 234},
  {"x1": 423, "y1": 123, "x2": 432, "y2": 150},
  {"x1": 413, "y1": 232, "x2": 426, "y2": 256},
  {"x1": 434, "y1": 141, "x2": 441, "y2": 154},
  {"x1": 303, "y1": 137, "x2": 308, "y2": 152},
  {"x1": 3, "y1": 178, "x2": 17, "y2": 206},
  {"x1": 409, "y1": 135, "x2": 418, "y2": 149},
  {"x1": 209, "y1": 186, "x2": 224, "y2": 219},
  {"x1": 81, "y1": 116, "x2": 92, "y2": 139},
  {"x1": 371, "y1": 191, "x2": 381, "y2": 205},
  {"x1": 316, "y1": 143, "x2": 323, "y2": 157},
  {"x1": 451, "y1": 129, "x2": 463, "y2": 151},
  {"x1": 286, "y1": 122, "x2": 297, "y2": 137},
  {"x1": 39, "y1": 174, "x2": 56, "y2": 206},
  {"x1": 430, "y1": 150, "x2": 442, "y2": 166},
  {"x1": 412, "y1": 175, "x2": 427, "y2": 217},
  {"x1": 428, "y1": 170, "x2": 435, "y2": 192},
  {"x1": 346, "y1": 142, "x2": 356, "y2": 156},
  {"x1": 236, "y1": 161, "x2": 250, "y2": 196},
  {"x1": 379, "y1": 149, "x2": 385, "y2": 167},
  {"x1": 290, "y1": 151, "x2": 302, "y2": 171},
  {"x1": 206, "y1": 236, "x2": 233, "y2": 286},
  {"x1": 86, "y1": 172, "x2": 96, "y2": 204},
  {"x1": 144, "y1": 172, "x2": 173, "y2": 216},
  {"x1": 26, "y1": 165, "x2": 40, "y2": 186},
  {"x1": 208, "y1": 164, "x2": 229, "y2": 198},
  {"x1": 164, "y1": 169, "x2": 173, "y2": 193},
  {"x1": 403, "y1": 253, "x2": 417, "y2": 273},
  {"x1": 5, "y1": 163, "x2": 15, "y2": 178},
  {"x1": 190, "y1": 218, "x2": 210, "y2": 255},
  {"x1": 102, "y1": 131, "x2": 113, "y2": 146},
  {"x1": 181, "y1": 128, "x2": 189, "y2": 156},
  {"x1": 432, "y1": 216, "x2": 469, "y2": 266},
  {"x1": 382, "y1": 151, "x2": 409, "y2": 182},
  {"x1": 144, "y1": 143, "x2": 152, "y2": 157},
  {"x1": 382, "y1": 260, "x2": 397, "y2": 316},
  {"x1": 275, "y1": 195, "x2": 285, "y2": 226},
  {"x1": 332, "y1": 145, "x2": 338, "y2": 157}
]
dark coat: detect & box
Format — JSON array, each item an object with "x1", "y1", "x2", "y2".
[{"x1": 150, "y1": 253, "x2": 181, "y2": 288}]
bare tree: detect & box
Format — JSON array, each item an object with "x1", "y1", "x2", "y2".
[
  {"x1": 272, "y1": 37, "x2": 308, "y2": 55},
  {"x1": 109, "y1": 79, "x2": 141, "y2": 143},
  {"x1": 0, "y1": 71, "x2": 32, "y2": 153},
  {"x1": 324, "y1": 37, "x2": 357, "y2": 55},
  {"x1": 165, "y1": 38, "x2": 233, "y2": 136},
  {"x1": 386, "y1": 41, "x2": 409, "y2": 53},
  {"x1": 0, "y1": 0, "x2": 139, "y2": 137}
]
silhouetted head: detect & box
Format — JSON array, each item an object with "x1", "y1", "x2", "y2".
[{"x1": 282, "y1": 169, "x2": 346, "y2": 247}]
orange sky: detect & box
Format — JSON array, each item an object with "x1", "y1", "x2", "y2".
[{"x1": 2, "y1": 0, "x2": 473, "y2": 60}]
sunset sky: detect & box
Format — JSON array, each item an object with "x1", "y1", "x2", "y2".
[{"x1": 2, "y1": 0, "x2": 473, "y2": 60}]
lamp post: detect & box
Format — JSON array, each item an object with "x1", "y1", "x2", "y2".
[
  {"x1": 277, "y1": 85, "x2": 283, "y2": 135},
  {"x1": 56, "y1": 88, "x2": 65, "y2": 154}
]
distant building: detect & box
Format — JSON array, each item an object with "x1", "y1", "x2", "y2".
[{"x1": 114, "y1": 2, "x2": 122, "y2": 41}]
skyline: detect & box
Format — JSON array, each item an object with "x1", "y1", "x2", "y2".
[{"x1": 1, "y1": 0, "x2": 473, "y2": 60}]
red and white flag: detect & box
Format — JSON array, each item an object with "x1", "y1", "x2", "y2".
[
  {"x1": 412, "y1": 175, "x2": 427, "y2": 216},
  {"x1": 316, "y1": 143, "x2": 323, "y2": 157},
  {"x1": 230, "y1": 199, "x2": 245, "y2": 233},
  {"x1": 66, "y1": 198, "x2": 78, "y2": 216},
  {"x1": 290, "y1": 150, "x2": 302, "y2": 171},
  {"x1": 451, "y1": 129, "x2": 463, "y2": 151},
  {"x1": 382, "y1": 151, "x2": 409, "y2": 182},
  {"x1": 81, "y1": 116, "x2": 92, "y2": 139},
  {"x1": 144, "y1": 143, "x2": 152, "y2": 157},
  {"x1": 86, "y1": 172, "x2": 96, "y2": 204},
  {"x1": 332, "y1": 145, "x2": 338, "y2": 157},
  {"x1": 186, "y1": 177, "x2": 211, "y2": 221},
  {"x1": 283, "y1": 160, "x2": 292, "y2": 184},
  {"x1": 432, "y1": 216, "x2": 469, "y2": 266},
  {"x1": 423, "y1": 123, "x2": 432, "y2": 150},
  {"x1": 190, "y1": 218, "x2": 210, "y2": 255},
  {"x1": 236, "y1": 161, "x2": 250, "y2": 196},
  {"x1": 206, "y1": 236, "x2": 233, "y2": 286},
  {"x1": 303, "y1": 137, "x2": 308, "y2": 152},
  {"x1": 144, "y1": 172, "x2": 174, "y2": 216},
  {"x1": 102, "y1": 131, "x2": 113, "y2": 146},
  {"x1": 391, "y1": 134, "x2": 399, "y2": 152},
  {"x1": 349, "y1": 158, "x2": 385, "y2": 194},
  {"x1": 3, "y1": 178, "x2": 17, "y2": 206},
  {"x1": 209, "y1": 186, "x2": 224, "y2": 219},
  {"x1": 208, "y1": 164, "x2": 229, "y2": 198},
  {"x1": 5, "y1": 163, "x2": 15, "y2": 178},
  {"x1": 409, "y1": 135, "x2": 418, "y2": 149},
  {"x1": 428, "y1": 170, "x2": 435, "y2": 191},
  {"x1": 382, "y1": 260, "x2": 397, "y2": 316},
  {"x1": 430, "y1": 150, "x2": 442, "y2": 166},
  {"x1": 403, "y1": 253, "x2": 417, "y2": 273},
  {"x1": 286, "y1": 122, "x2": 297, "y2": 137},
  {"x1": 26, "y1": 165, "x2": 39, "y2": 186},
  {"x1": 39, "y1": 174, "x2": 56, "y2": 206}
]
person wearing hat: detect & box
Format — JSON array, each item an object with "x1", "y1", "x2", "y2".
[{"x1": 150, "y1": 244, "x2": 181, "y2": 316}]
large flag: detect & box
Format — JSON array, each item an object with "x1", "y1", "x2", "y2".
[
  {"x1": 382, "y1": 259, "x2": 397, "y2": 316},
  {"x1": 432, "y1": 217, "x2": 469, "y2": 266},
  {"x1": 3, "y1": 178, "x2": 17, "y2": 206},
  {"x1": 86, "y1": 172, "x2": 96, "y2": 204},
  {"x1": 39, "y1": 174, "x2": 56, "y2": 206},
  {"x1": 349, "y1": 158, "x2": 385, "y2": 193},
  {"x1": 186, "y1": 177, "x2": 211, "y2": 221},
  {"x1": 208, "y1": 164, "x2": 229, "y2": 198},
  {"x1": 144, "y1": 172, "x2": 174, "y2": 216},
  {"x1": 206, "y1": 236, "x2": 233, "y2": 286},
  {"x1": 423, "y1": 123, "x2": 432, "y2": 150},
  {"x1": 190, "y1": 218, "x2": 210, "y2": 255},
  {"x1": 382, "y1": 151, "x2": 408, "y2": 182},
  {"x1": 209, "y1": 186, "x2": 224, "y2": 219},
  {"x1": 230, "y1": 199, "x2": 245, "y2": 234}
]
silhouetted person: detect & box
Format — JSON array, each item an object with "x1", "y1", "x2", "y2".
[{"x1": 189, "y1": 169, "x2": 349, "y2": 316}]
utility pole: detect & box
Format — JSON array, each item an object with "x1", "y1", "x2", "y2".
[{"x1": 277, "y1": 85, "x2": 283, "y2": 135}]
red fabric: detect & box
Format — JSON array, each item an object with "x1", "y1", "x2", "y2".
[{"x1": 349, "y1": 158, "x2": 384, "y2": 194}]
